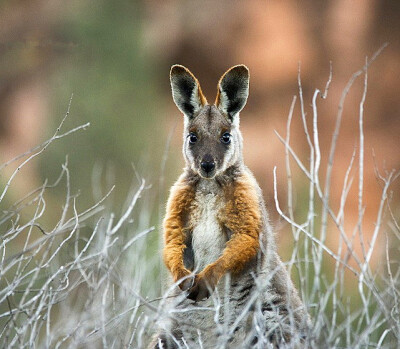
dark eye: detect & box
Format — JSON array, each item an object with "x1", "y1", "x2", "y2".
[
  {"x1": 189, "y1": 132, "x2": 198, "y2": 144},
  {"x1": 220, "y1": 132, "x2": 231, "y2": 144}
]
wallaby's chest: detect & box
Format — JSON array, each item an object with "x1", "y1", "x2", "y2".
[{"x1": 189, "y1": 188, "x2": 227, "y2": 272}]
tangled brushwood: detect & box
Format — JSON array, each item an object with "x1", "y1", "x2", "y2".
[{"x1": 1, "y1": 52, "x2": 399, "y2": 348}]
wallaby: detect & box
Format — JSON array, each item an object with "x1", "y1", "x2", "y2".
[{"x1": 153, "y1": 65, "x2": 311, "y2": 348}]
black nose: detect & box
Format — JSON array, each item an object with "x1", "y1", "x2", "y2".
[{"x1": 201, "y1": 161, "x2": 215, "y2": 173}]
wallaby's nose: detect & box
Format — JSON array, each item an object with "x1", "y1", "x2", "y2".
[{"x1": 201, "y1": 160, "x2": 215, "y2": 174}]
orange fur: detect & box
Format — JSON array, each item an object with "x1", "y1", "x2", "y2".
[
  {"x1": 214, "y1": 66, "x2": 227, "y2": 106},
  {"x1": 197, "y1": 84, "x2": 207, "y2": 106},
  {"x1": 163, "y1": 177, "x2": 196, "y2": 284},
  {"x1": 186, "y1": 68, "x2": 207, "y2": 106},
  {"x1": 163, "y1": 173, "x2": 261, "y2": 293},
  {"x1": 197, "y1": 173, "x2": 261, "y2": 289},
  {"x1": 215, "y1": 87, "x2": 221, "y2": 107}
]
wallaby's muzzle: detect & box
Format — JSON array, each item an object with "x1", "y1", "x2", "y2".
[{"x1": 200, "y1": 157, "x2": 215, "y2": 178}]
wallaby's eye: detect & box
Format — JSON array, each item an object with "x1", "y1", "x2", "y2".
[
  {"x1": 189, "y1": 132, "x2": 198, "y2": 144},
  {"x1": 220, "y1": 132, "x2": 231, "y2": 144}
]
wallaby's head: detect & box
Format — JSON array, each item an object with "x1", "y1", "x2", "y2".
[{"x1": 170, "y1": 65, "x2": 249, "y2": 179}]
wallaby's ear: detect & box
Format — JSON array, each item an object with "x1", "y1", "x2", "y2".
[
  {"x1": 170, "y1": 65, "x2": 207, "y2": 119},
  {"x1": 215, "y1": 65, "x2": 249, "y2": 121}
]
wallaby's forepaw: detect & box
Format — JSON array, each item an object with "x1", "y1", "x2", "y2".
[
  {"x1": 186, "y1": 265, "x2": 222, "y2": 301},
  {"x1": 173, "y1": 268, "x2": 194, "y2": 291},
  {"x1": 187, "y1": 275, "x2": 211, "y2": 301},
  {"x1": 179, "y1": 274, "x2": 195, "y2": 291}
]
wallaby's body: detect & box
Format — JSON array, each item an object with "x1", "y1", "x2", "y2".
[{"x1": 154, "y1": 65, "x2": 310, "y2": 348}]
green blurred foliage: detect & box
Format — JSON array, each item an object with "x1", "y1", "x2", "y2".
[{"x1": 42, "y1": 0, "x2": 171, "y2": 216}]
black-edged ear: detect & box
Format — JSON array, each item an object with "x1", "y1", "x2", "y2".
[
  {"x1": 170, "y1": 65, "x2": 207, "y2": 119},
  {"x1": 215, "y1": 65, "x2": 249, "y2": 121}
]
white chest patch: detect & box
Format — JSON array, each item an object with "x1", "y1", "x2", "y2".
[{"x1": 190, "y1": 188, "x2": 226, "y2": 272}]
